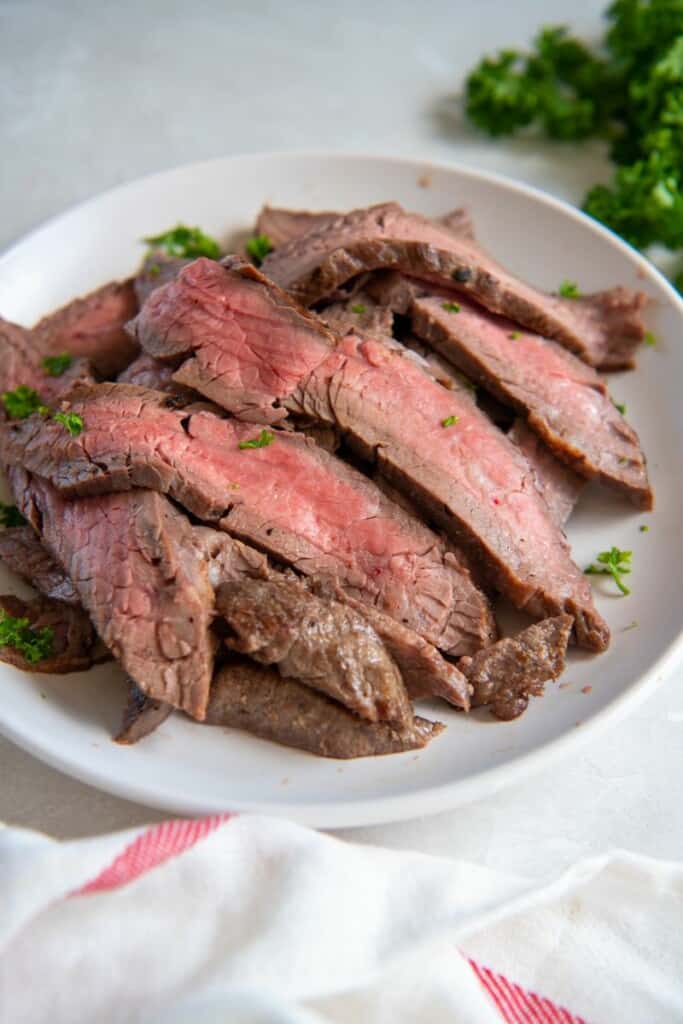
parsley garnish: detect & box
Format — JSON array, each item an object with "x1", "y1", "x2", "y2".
[
  {"x1": 0, "y1": 609, "x2": 53, "y2": 663},
  {"x1": 238, "y1": 429, "x2": 275, "y2": 450},
  {"x1": 509, "y1": 331, "x2": 521, "y2": 339},
  {"x1": 442, "y1": 415, "x2": 460, "y2": 428},
  {"x1": 144, "y1": 225, "x2": 220, "y2": 260},
  {"x1": 147, "y1": 262, "x2": 161, "y2": 277},
  {"x1": 643, "y1": 331, "x2": 657, "y2": 347},
  {"x1": 351, "y1": 303, "x2": 367, "y2": 314},
  {"x1": 639, "y1": 524, "x2": 649, "y2": 532},
  {"x1": 558, "y1": 280, "x2": 581, "y2": 299},
  {"x1": 462, "y1": 7, "x2": 683, "y2": 292},
  {"x1": 442, "y1": 301, "x2": 461, "y2": 313},
  {"x1": 2, "y1": 386, "x2": 48, "y2": 420},
  {"x1": 0, "y1": 502, "x2": 26, "y2": 528},
  {"x1": 613, "y1": 400, "x2": 626, "y2": 414},
  {"x1": 42, "y1": 353, "x2": 73, "y2": 377},
  {"x1": 53, "y1": 412, "x2": 84, "y2": 437},
  {"x1": 585, "y1": 546, "x2": 632, "y2": 596},
  {"x1": 245, "y1": 234, "x2": 274, "y2": 266}
]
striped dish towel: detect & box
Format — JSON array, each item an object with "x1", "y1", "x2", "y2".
[{"x1": 1, "y1": 814, "x2": 681, "y2": 1022}]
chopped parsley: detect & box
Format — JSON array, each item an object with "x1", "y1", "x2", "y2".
[
  {"x1": 143, "y1": 225, "x2": 220, "y2": 260},
  {"x1": 245, "y1": 234, "x2": 274, "y2": 266},
  {"x1": 2, "y1": 386, "x2": 48, "y2": 420},
  {"x1": 643, "y1": 331, "x2": 657, "y2": 347},
  {"x1": 42, "y1": 353, "x2": 73, "y2": 377},
  {"x1": 639, "y1": 524, "x2": 649, "y2": 532},
  {"x1": 585, "y1": 546, "x2": 632, "y2": 596},
  {"x1": 238, "y1": 429, "x2": 275, "y2": 450},
  {"x1": 509, "y1": 331, "x2": 521, "y2": 339},
  {"x1": 558, "y1": 279, "x2": 581, "y2": 299},
  {"x1": 351, "y1": 303, "x2": 367, "y2": 314},
  {"x1": 613, "y1": 400, "x2": 627, "y2": 414},
  {"x1": 442, "y1": 301, "x2": 461, "y2": 313},
  {"x1": 147, "y1": 262, "x2": 161, "y2": 277},
  {"x1": 0, "y1": 609, "x2": 53, "y2": 663},
  {"x1": 53, "y1": 412, "x2": 84, "y2": 437},
  {"x1": 0, "y1": 502, "x2": 26, "y2": 528},
  {"x1": 442, "y1": 415, "x2": 460, "y2": 428}
]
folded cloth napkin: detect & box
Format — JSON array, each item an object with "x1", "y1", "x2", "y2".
[{"x1": 1, "y1": 814, "x2": 682, "y2": 1023}]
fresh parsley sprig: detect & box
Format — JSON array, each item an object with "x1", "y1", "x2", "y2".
[
  {"x1": 585, "y1": 546, "x2": 632, "y2": 595},
  {"x1": 0, "y1": 609, "x2": 53, "y2": 663},
  {"x1": 463, "y1": 3, "x2": 683, "y2": 294}
]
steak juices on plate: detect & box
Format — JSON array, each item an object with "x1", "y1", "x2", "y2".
[{"x1": 0, "y1": 199, "x2": 652, "y2": 756}]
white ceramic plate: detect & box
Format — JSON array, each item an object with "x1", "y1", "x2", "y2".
[{"x1": 0, "y1": 152, "x2": 682, "y2": 828}]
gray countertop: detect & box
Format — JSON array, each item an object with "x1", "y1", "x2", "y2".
[{"x1": 1, "y1": 0, "x2": 681, "y2": 873}]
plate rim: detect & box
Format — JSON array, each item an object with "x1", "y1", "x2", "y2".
[{"x1": 1, "y1": 149, "x2": 682, "y2": 829}]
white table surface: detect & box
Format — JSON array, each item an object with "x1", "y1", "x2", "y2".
[{"x1": 1, "y1": 0, "x2": 681, "y2": 874}]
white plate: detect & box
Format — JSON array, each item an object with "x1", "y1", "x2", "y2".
[{"x1": 0, "y1": 152, "x2": 682, "y2": 829}]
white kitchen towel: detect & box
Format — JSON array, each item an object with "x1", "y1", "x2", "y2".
[{"x1": 1, "y1": 814, "x2": 682, "y2": 1023}]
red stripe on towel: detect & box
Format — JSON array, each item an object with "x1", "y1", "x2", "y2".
[
  {"x1": 70, "y1": 814, "x2": 231, "y2": 896},
  {"x1": 468, "y1": 958, "x2": 588, "y2": 1024}
]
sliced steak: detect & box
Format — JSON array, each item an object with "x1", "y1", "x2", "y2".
[
  {"x1": 117, "y1": 352, "x2": 198, "y2": 405},
  {"x1": 117, "y1": 352, "x2": 179, "y2": 390},
  {"x1": 302, "y1": 579, "x2": 470, "y2": 709},
  {"x1": 130, "y1": 258, "x2": 336, "y2": 424},
  {"x1": 439, "y1": 207, "x2": 475, "y2": 239},
  {"x1": 319, "y1": 290, "x2": 394, "y2": 339},
  {"x1": 410, "y1": 295, "x2": 652, "y2": 509},
  {"x1": 255, "y1": 206, "x2": 339, "y2": 248},
  {"x1": 0, "y1": 592, "x2": 108, "y2": 674},
  {"x1": 460, "y1": 614, "x2": 573, "y2": 720},
  {"x1": 11, "y1": 471, "x2": 217, "y2": 719},
  {"x1": 255, "y1": 205, "x2": 475, "y2": 248},
  {"x1": 33, "y1": 280, "x2": 139, "y2": 378},
  {"x1": 115, "y1": 678, "x2": 173, "y2": 744},
  {"x1": 2, "y1": 383, "x2": 495, "y2": 657},
  {"x1": 216, "y1": 577, "x2": 412, "y2": 725},
  {"x1": 508, "y1": 420, "x2": 585, "y2": 528},
  {"x1": 0, "y1": 316, "x2": 94, "y2": 410},
  {"x1": 206, "y1": 658, "x2": 443, "y2": 758},
  {"x1": 135, "y1": 255, "x2": 192, "y2": 306},
  {"x1": 0, "y1": 526, "x2": 79, "y2": 604},
  {"x1": 288, "y1": 335, "x2": 609, "y2": 651},
  {"x1": 128, "y1": 260, "x2": 606, "y2": 650},
  {"x1": 262, "y1": 202, "x2": 647, "y2": 369}
]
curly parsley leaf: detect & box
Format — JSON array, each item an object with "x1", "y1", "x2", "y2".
[
  {"x1": 441, "y1": 301, "x2": 461, "y2": 313},
  {"x1": 238, "y1": 429, "x2": 275, "y2": 450},
  {"x1": 53, "y1": 412, "x2": 84, "y2": 437},
  {"x1": 442, "y1": 415, "x2": 460, "y2": 428},
  {"x1": 0, "y1": 502, "x2": 27, "y2": 528},
  {"x1": 144, "y1": 225, "x2": 220, "y2": 260},
  {"x1": 42, "y1": 353, "x2": 73, "y2": 377},
  {"x1": 245, "y1": 234, "x2": 274, "y2": 266},
  {"x1": 585, "y1": 545, "x2": 632, "y2": 595},
  {"x1": 0, "y1": 609, "x2": 53, "y2": 663},
  {"x1": 351, "y1": 303, "x2": 367, "y2": 314},
  {"x1": 462, "y1": 3, "x2": 683, "y2": 287},
  {"x1": 2, "y1": 386, "x2": 48, "y2": 420}
]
